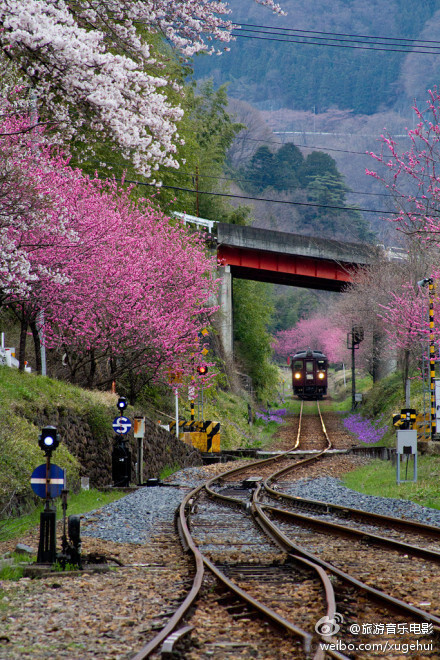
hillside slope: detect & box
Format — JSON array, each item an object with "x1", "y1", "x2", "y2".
[
  {"x1": 0, "y1": 367, "x2": 201, "y2": 517},
  {"x1": 193, "y1": 0, "x2": 440, "y2": 115}
]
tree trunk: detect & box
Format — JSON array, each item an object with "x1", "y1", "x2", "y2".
[
  {"x1": 30, "y1": 321, "x2": 42, "y2": 374},
  {"x1": 87, "y1": 349, "x2": 96, "y2": 388},
  {"x1": 18, "y1": 318, "x2": 28, "y2": 371},
  {"x1": 402, "y1": 347, "x2": 410, "y2": 398}
]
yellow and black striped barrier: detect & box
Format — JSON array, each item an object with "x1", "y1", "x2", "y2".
[
  {"x1": 169, "y1": 420, "x2": 187, "y2": 435},
  {"x1": 392, "y1": 408, "x2": 417, "y2": 431},
  {"x1": 203, "y1": 421, "x2": 221, "y2": 452},
  {"x1": 416, "y1": 413, "x2": 431, "y2": 441},
  {"x1": 173, "y1": 420, "x2": 221, "y2": 452},
  {"x1": 429, "y1": 279, "x2": 436, "y2": 439}
]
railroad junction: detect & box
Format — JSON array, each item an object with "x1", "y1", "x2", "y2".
[{"x1": 1, "y1": 407, "x2": 439, "y2": 659}]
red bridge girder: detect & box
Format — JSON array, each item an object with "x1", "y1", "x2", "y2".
[{"x1": 217, "y1": 244, "x2": 355, "y2": 292}]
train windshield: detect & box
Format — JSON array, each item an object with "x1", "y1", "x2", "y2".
[
  {"x1": 294, "y1": 361, "x2": 303, "y2": 370},
  {"x1": 317, "y1": 360, "x2": 326, "y2": 369},
  {"x1": 306, "y1": 361, "x2": 314, "y2": 372}
]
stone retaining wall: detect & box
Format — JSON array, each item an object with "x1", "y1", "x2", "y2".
[{"x1": 27, "y1": 408, "x2": 202, "y2": 488}]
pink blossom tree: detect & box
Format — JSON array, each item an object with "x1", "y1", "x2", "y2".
[
  {"x1": 367, "y1": 87, "x2": 440, "y2": 244},
  {"x1": 0, "y1": 112, "x2": 219, "y2": 387},
  {"x1": 39, "y1": 182, "x2": 219, "y2": 388},
  {"x1": 0, "y1": 113, "x2": 71, "y2": 304},
  {"x1": 366, "y1": 88, "x2": 440, "y2": 384},
  {"x1": 273, "y1": 315, "x2": 349, "y2": 364}
]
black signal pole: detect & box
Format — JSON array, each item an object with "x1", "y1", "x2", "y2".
[
  {"x1": 348, "y1": 326, "x2": 364, "y2": 412},
  {"x1": 37, "y1": 426, "x2": 60, "y2": 564},
  {"x1": 351, "y1": 338, "x2": 356, "y2": 412}
]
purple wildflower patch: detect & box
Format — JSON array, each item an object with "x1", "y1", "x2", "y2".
[
  {"x1": 255, "y1": 408, "x2": 287, "y2": 424},
  {"x1": 342, "y1": 413, "x2": 388, "y2": 444}
]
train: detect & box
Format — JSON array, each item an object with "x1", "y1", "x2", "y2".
[{"x1": 289, "y1": 348, "x2": 328, "y2": 399}]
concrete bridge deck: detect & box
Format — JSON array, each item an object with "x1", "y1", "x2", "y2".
[
  {"x1": 217, "y1": 223, "x2": 377, "y2": 292},
  {"x1": 215, "y1": 223, "x2": 379, "y2": 358}
]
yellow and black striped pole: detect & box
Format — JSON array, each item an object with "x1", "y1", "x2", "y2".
[{"x1": 429, "y1": 278, "x2": 436, "y2": 440}]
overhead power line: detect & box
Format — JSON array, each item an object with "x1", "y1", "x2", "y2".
[
  {"x1": 121, "y1": 177, "x2": 406, "y2": 216},
  {"x1": 233, "y1": 134, "x2": 398, "y2": 156},
  {"x1": 240, "y1": 23, "x2": 440, "y2": 46},
  {"x1": 90, "y1": 159, "x2": 395, "y2": 201},
  {"x1": 163, "y1": 168, "x2": 397, "y2": 199},
  {"x1": 232, "y1": 24, "x2": 440, "y2": 55}
]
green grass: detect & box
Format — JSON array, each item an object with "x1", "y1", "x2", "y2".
[
  {"x1": 0, "y1": 366, "x2": 126, "y2": 515},
  {"x1": 342, "y1": 456, "x2": 440, "y2": 510},
  {"x1": 0, "y1": 564, "x2": 27, "y2": 581},
  {"x1": 179, "y1": 387, "x2": 258, "y2": 449},
  {"x1": 0, "y1": 488, "x2": 127, "y2": 543},
  {"x1": 0, "y1": 365, "x2": 114, "y2": 412},
  {"x1": 0, "y1": 551, "x2": 34, "y2": 580},
  {"x1": 159, "y1": 464, "x2": 182, "y2": 480}
]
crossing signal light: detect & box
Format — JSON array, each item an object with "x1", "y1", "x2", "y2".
[
  {"x1": 197, "y1": 364, "x2": 208, "y2": 376},
  {"x1": 352, "y1": 325, "x2": 364, "y2": 345},
  {"x1": 38, "y1": 426, "x2": 60, "y2": 455}
]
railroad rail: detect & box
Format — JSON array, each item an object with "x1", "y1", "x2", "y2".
[{"x1": 134, "y1": 401, "x2": 439, "y2": 658}]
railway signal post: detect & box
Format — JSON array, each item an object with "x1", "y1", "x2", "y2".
[
  {"x1": 347, "y1": 325, "x2": 364, "y2": 411},
  {"x1": 112, "y1": 397, "x2": 132, "y2": 487},
  {"x1": 197, "y1": 364, "x2": 208, "y2": 421},
  {"x1": 393, "y1": 409, "x2": 418, "y2": 484},
  {"x1": 134, "y1": 417, "x2": 145, "y2": 486},
  {"x1": 32, "y1": 426, "x2": 63, "y2": 564}
]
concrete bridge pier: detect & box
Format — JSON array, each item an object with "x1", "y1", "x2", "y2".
[{"x1": 216, "y1": 265, "x2": 233, "y2": 360}]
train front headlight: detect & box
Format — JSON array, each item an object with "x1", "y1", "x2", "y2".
[
  {"x1": 294, "y1": 372, "x2": 301, "y2": 380},
  {"x1": 318, "y1": 372, "x2": 325, "y2": 379}
]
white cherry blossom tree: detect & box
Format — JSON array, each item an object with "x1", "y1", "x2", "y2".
[{"x1": 0, "y1": 0, "x2": 283, "y2": 177}]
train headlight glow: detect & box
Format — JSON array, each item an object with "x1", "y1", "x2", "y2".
[
  {"x1": 294, "y1": 372, "x2": 302, "y2": 379},
  {"x1": 318, "y1": 372, "x2": 325, "y2": 379}
]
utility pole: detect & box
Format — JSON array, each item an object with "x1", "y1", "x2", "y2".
[
  {"x1": 195, "y1": 165, "x2": 199, "y2": 217},
  {"x1": 428, "y1": 278, "x2": 436, "y2": 439}
]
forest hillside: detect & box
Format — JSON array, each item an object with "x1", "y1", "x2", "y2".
[{"x1": 193, "y1": 0, "x2": 440, "y2": 242}]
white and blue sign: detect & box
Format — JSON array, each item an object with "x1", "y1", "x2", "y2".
[
  {"x1": 113, "y1": 416, "x2": 132, "y2": 435},
  {"x1": 31, "y1": 463, "x2": 65, "y2": 499}
]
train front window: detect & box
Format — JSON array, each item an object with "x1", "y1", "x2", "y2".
[
  {"x1": 294, "y1": 361, "x2": 303, "y2": 370},
  {"x1": 306, "y1": 361, "x2": 314, "y2": 372},
  {"x1": 317, "y1": 360, "x2": 326, "y2": 369}
]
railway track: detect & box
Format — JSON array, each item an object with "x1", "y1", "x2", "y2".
[{"x1": 135, "y1": 402, "x2": 439, "y2": 659}]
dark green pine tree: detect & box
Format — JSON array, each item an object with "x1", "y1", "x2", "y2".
[
  {"x1": 272, "y1": 143, "x2": 304, "y2": 191},
  {"x1": 298, "y1": 151, "x2": 339, "y2": 187},
  {"x1": 246, "y1": 146, "x2": 276, "y2": 191}
]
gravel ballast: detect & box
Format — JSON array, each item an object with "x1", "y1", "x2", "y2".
[
  {"x1": 80, "y1": 468, "x2": 440, "y2": 545},
  {"x1": 81, "y1": 485, "x2": 184, "y2": 543},
  {"x1": 282, "y1": 476, "x2": 440, "y2": 527}
]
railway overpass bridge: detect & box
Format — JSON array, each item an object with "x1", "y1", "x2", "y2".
[{"x1": 215, "y1": 223, "x2": 379, "y2": 359}]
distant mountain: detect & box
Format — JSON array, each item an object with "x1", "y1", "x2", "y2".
[
  {"x1": 193, "y1": 1, "x2": 440, "y2": 243},
  {"x1": 193, "y1": 0, "x2": 440, "y2": 115}
]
